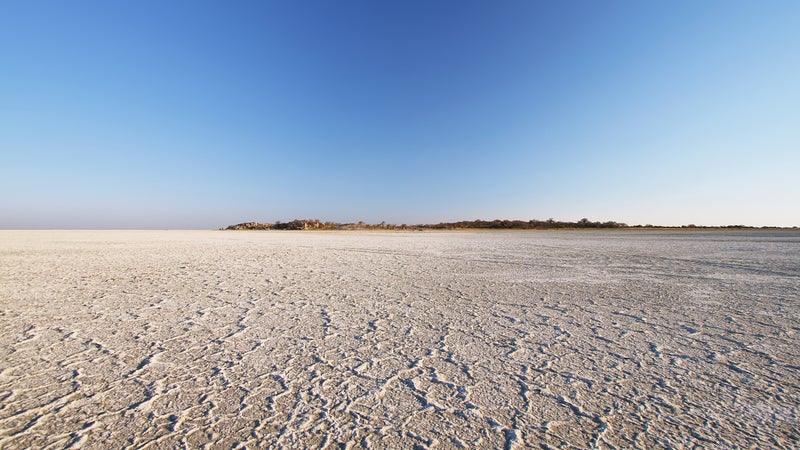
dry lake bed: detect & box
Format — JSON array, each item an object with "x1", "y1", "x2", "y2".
[{"x1": 0, "y1": 230, "x2": 798, "y2": 449}]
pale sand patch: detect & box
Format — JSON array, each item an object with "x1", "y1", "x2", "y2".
[{"x1": 0, "y1": 230, "x2": 798, "y2": 448}]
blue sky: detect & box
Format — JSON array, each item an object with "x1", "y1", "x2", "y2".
[{"x1": 2, "y1": 1, "x2": 798, "y2": 228}]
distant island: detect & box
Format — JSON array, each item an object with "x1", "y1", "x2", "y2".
[{"x1": 224, "y1": 219, "x2": 796, "y2": 231}]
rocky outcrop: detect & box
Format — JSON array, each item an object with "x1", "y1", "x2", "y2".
[
  {"x1": 225, "y1": 222, "x2": 272, "y2": 230},
  {"x1": 225, "y1": 220, "x2": 334, "y2": 230}
]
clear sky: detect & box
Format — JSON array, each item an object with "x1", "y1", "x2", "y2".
[{"x1": 2, "y1": 1, "x2": 798, "y2": 228}]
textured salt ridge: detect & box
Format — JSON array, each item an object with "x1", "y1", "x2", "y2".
[{"x1": 0, "y1": 230, "x2": 798, "y2": 448}]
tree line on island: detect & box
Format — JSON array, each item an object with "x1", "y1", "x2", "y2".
[{"x1": 224, "y1": 219, "x2": 786, "y2": 231}]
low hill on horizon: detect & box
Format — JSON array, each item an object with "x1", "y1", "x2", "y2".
[{"x1": 224, "y1": 219, "x2": 795, "y2": 231}]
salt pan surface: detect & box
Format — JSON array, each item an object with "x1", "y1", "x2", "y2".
[{"x1": 1, "y1": 230, "x2": 798, "y2": 448}]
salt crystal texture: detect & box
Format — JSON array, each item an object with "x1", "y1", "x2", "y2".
[{"x1": 0, "y1": 229, "x2": 798, "y2": 448}]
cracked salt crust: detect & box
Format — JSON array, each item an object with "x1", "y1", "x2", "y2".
[{"x1": 0, "y1": 229, "x2": 798, "y2": 448}]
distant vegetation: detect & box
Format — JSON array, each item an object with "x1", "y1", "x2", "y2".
[
  {"x1": 224, "y1": 219, "x2": 795, "y2": 231},
  {"x1": 416, "y1": 218, "x2": 627, "y2": 229},
  {"x1": 224, "y1": 218, "x2": 625, "y2": 231}
]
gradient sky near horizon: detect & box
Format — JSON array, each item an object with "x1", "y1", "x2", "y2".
[{"x1": 2, "y1": 1, "x2": 799, "y2": 229}]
